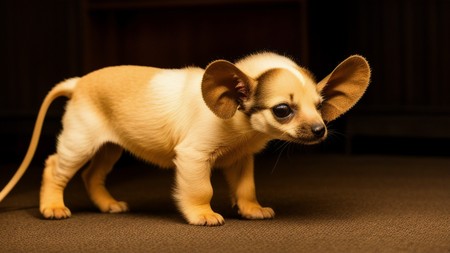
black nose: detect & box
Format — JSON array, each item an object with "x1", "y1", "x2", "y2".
[{"x1": 311, "y1": 124, "x2": 326, "y2": 138}]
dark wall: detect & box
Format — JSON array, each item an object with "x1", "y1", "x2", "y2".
[
  {"x1": 83, "y1": 1, "x2": 309, "y2": 71},
  {"x1": 1, "y1": 0, "x2": 449, "y2": 163},
  {"x1": 309, "y1": 0, "x2": 450, "y2": 156},
  {"x1": 310, "y1": 0, "x2": 450, "y2": 110},
  {"x1": 0, "y1": 0, "x2": 83, "y2": 163}
]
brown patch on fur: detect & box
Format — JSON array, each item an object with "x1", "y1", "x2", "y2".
[{"x1": 201, "y1": 60, "x2": 257, "y2": 119}]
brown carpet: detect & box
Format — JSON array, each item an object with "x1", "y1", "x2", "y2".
[{"x1": 1, "y1": 154, "x2": 449, "y2": 253}]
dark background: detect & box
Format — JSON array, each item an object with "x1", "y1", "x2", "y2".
[{"x1": 1, "y1": 0, "x2": 450, "y2": 164}]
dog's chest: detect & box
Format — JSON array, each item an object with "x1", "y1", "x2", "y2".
[{"x1": 213, "y1": 134, "x2": 268, "y2": 168}]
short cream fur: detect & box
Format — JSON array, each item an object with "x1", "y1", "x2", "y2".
[{"x1": 0, "y1": 52, "x2": 370, "y2": 226}]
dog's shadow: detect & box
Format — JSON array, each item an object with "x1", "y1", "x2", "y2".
[
  {"x1": 273, "y1": 196, "x2": 360, "y2": 222},
  {"x1": 13, "y1": 163, "x2": 360, "y2": 224},
  {"x1": 22, "y1": 193, "x2": 359, "y2": 226}
]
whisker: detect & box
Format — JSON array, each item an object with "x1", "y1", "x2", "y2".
[
  {"x1": 271, "y1": 141, "x2": 290, "y2": 174},
  {"x1": 272, "y1": 140, "x2": 288, "y2": 152},
  {"x1": 326, "y1": 128, "x2": 346, "y2": 142}
]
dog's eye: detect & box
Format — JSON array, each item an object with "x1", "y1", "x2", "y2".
[{"x1": 272, "y1": 104, "x2": 293, "y2": 119}]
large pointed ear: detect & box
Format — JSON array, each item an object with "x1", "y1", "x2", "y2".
[
  {"x1": 317, "y1": 55, "x2": 371, "y2": 122},
  {"x1": 201, "y1": 60, "x2": 255, "y2": 119}
]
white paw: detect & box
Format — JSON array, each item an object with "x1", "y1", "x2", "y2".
[
  {"x1": 188, "y1": 212, "x2": 225, "y2": 226},
  {"x1": 107, "y1": 201, "x2": 129, "y2": 213},
  {"x1": 41, "y1": 206, "x2": 72, "y2": 219},
  {"x1": 238, "y1": 203, "x2": 275, "y2": 220}
]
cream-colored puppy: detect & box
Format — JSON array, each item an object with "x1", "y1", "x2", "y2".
[{"x1": 0, "y1": 52, "x2": 370, "y2": 226}]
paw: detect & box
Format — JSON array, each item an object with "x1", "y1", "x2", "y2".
[
  {"x1": 238, "y1": 202, "x2": 275, "y2": 220},
  {"x1": 97, "y1": 200, "x2": 129, "y2": 213},
  {"x1": 187, "y1": 212, "x2": 225, "y2": 226},
  {"x1": 106, "y1": 201, "x2": 129, "y2": 214},
  {"x1": 41, "y1": 206, "x2": 72, "y2": 219}
]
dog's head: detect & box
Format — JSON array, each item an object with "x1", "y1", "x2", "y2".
[{"x1": 201, "y1": 53, "x2": 371, "y2": 144}]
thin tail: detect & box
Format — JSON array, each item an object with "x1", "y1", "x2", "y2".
[{"x1": 0, "y1": 77, "x2": 79, "y2": 202}]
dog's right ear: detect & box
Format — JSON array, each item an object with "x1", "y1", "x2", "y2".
[{"x1": 201, "y1": 60, "x2": 256, "y2": 119}]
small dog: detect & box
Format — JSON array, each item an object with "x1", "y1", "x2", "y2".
[{"x1": 0, "y1": 52, "x2": 370, "y2": 225}]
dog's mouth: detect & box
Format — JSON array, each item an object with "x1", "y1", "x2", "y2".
[
  {"x1": 284, "y1": 133, "x2": 327, "y2": 145},
  {"x1": 293, "y1": 137, "x2": 325, "y2": 145}
]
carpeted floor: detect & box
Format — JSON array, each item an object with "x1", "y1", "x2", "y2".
[{"x1": 0, "y1": 154, "x2": 449, "y2": 253}]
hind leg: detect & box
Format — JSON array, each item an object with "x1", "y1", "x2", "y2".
[
  {"x1": 82, "y1": 143, "x2": 128, "y2": 213},
  {"x1": 40, "y1": 109, "x2": 105, "y2": 219},
  {"x1": 40, "y1": 154, "x2": 72, "y2": 219},
  {"x1": 40, "y1": 146, "x2": 95, "y2": 219}
]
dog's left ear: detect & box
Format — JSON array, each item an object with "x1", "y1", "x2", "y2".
[
  {"x1": 317, "y1": 55, "x2": 371, "y2": 122},
  {"x1": 202, "y1": 60, "x2": 256, "y2": 119}
]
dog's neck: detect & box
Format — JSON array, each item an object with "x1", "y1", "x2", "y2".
[
  {"x1": 213, "y1": 113, "x2": 271, "y2": 167},
  {"x1": 227, "y1": 110, "x2": 272, "y2": 149}
]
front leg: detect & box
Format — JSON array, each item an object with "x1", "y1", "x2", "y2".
[
  {"x1": 173, "y1": 150, "x2": 224, "y2": 226},
  {"x1": 223, "y1": 155, "x2": 275, "y2": 220}
]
